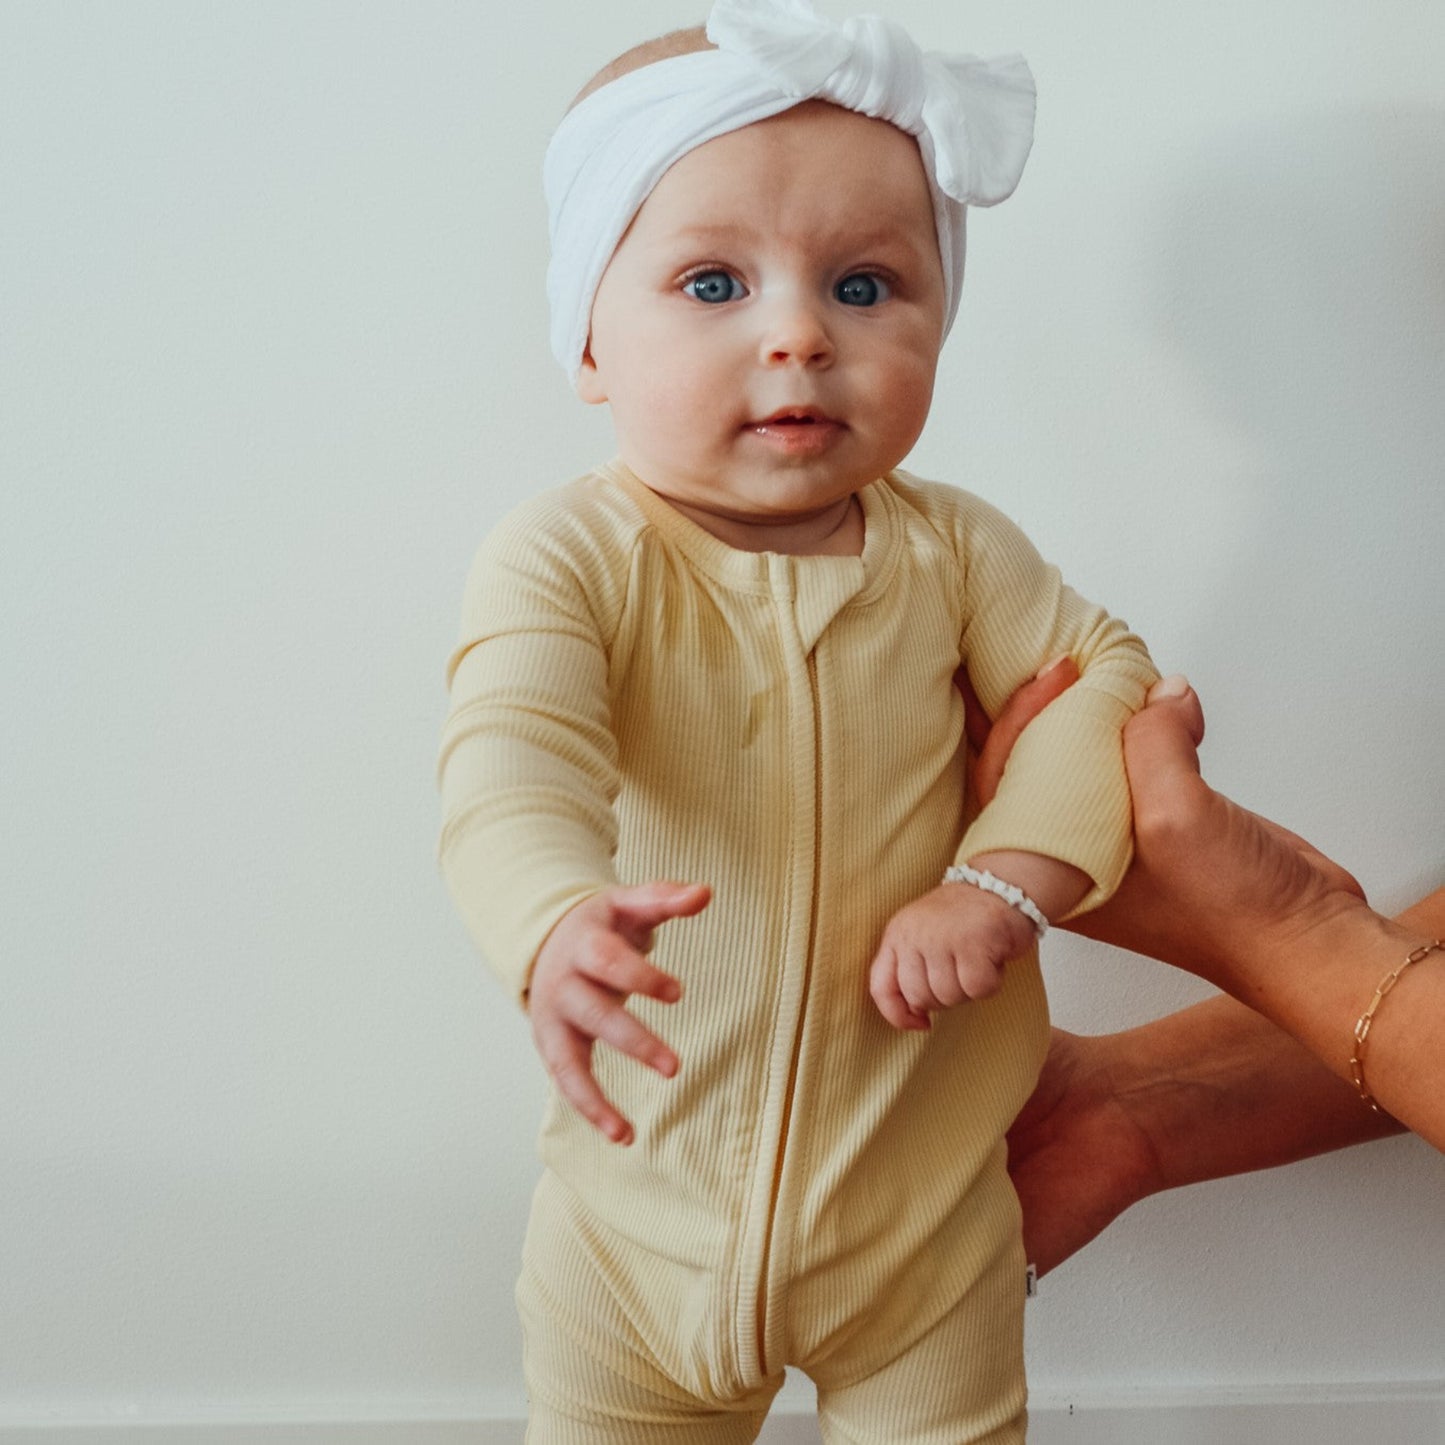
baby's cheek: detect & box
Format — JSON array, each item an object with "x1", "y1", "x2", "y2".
[{"x1": 875, "y1": 348, "x2": 938, "y2": 435}]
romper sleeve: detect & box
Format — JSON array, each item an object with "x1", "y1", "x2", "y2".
[
  {"x1": 436, "y1": 503, "x2": 623, "y2": 1004},
  {"x1": 944, "y1": 488, "x2": 1160, "y2": 915}
]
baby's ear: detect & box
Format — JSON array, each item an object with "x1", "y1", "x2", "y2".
[{"x1": 575, "y1": 342, "x2": 608, "y2": 405}]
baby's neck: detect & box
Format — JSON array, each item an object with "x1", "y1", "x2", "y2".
[{"x1": 658, "y1": 492, "x2": 865, "y2": 557}]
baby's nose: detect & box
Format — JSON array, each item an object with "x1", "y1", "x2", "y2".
[{"x1": 758, "y1": 298, "x2": 835, "y2": 368}]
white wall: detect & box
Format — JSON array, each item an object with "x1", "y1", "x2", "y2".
[{"x1": 2, "y1": 0, "x2": 1441, "y2": 1432}]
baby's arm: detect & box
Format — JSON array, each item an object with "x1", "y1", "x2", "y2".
[
  {"x1": 869, "y1": 851, "x2": 1087, "y2": 1030},
  {"x1": 948, "y1": 501, "x2": 1159, "y2": 915},
  {"x1": 867, "y1": 480, "x2": 1159, "y2": 1029},
  {"x1": 438, "y1": 498, "x2": 702, "y2": 1139}
]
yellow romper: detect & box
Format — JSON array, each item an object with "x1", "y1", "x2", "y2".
[{"x1": 438, "y1": 463, "x2": 1156, "y2": 1443}]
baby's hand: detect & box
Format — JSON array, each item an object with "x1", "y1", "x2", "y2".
[
  {"x1": 527, "y1": 880, "x2": 710, "y2": 1145},
  {"x1": 868, "y1": 882, "x2": 1037, "y2": 1030}
]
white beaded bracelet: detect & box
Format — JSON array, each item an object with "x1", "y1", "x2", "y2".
[{"x1": 943, "y1": 864, "x2": 1049, "y2": 939}]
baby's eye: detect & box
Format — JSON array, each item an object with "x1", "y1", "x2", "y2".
[
  {"x1": 684, "y1": 270, "x2": 746, "y2": 304},
  {"x1": 835, "y1": 273, "x2": 891, "y2": 306}
]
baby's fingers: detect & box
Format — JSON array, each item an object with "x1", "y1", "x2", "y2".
[
  {"x1": 868, "y1": 948, "x2": 931, "y2": 1031},
  {"x1": 579, "y1": 981, "x2": 680, "y2": 1081},
  {"x1": 925, "y1": 950, "x2": 970, "y2": 1009},
  {"x1": 577, "y1": 929, "x2": 683, "y2": 1004},
  {"x1": 531, "y1": 1016, "x2": 635, "y2": 1145},
  {"x1": 951, "y1": 951, "x2": 1004, "y2": 1001},
  {"x1": 545, "y1": 972, "x2": 679, "y2": 1075},
  {"x1": 608, "y1": 880, "x2": 712, "y2": 951}
]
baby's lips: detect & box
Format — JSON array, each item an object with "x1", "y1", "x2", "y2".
[{"x1": 751, "y1": 404, "x2": 839, "y2": 426}]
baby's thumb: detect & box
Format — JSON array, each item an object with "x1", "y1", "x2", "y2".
[{"x1": 610, "y1": 881, "x2": 712, "y2": 947}]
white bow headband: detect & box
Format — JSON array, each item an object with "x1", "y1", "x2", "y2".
[{"x1": 544, "y1": 0, "x2": 1036, "y2": 381}]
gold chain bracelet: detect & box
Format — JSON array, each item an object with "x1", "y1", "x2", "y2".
[{"x1": 1349, "y1": 939, "x2": 1444, "y2": 1111}]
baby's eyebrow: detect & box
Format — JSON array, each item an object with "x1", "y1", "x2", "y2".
[
  {"x1": 840, "y1": 227, "x2": 936, "y2": 261},
  {"x1": 662, "y1": 220, "x2": 932, "y2": 260},
  {"x1": 663, "y1": 222, "x2": 757, "y2": 248}
]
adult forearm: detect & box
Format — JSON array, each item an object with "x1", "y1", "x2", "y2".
[
  {"x1": 1205, "y1": 889, "x2": 1445, "y2": 1150},
  {"x1": 1137, "y1": 889, "x2": 1445, "y2": 1157},
  {"x1": 1006, "y1": 902, "x2": 1432, "y2": 1278},
  {"x1": 1060, "y1": 684, "x2": 1444, "y2": 1151},
  {"x1": 1112, "y1": 994, "x2": 1403, "y2": 1199}
]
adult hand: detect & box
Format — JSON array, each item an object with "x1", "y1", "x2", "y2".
[
  {"x1": 1002, "y1": 1024, "x2": 1162, "y2": 1276},
  {"x1": 1063, "y1": 677, "x2": 1364, "y2": 979},
  {"x1": 965, "y1": 660, "x2": 1164, "y2": 1271},
  {"x1": 968, "y1": 667, "x2": 1363, "y2": 977},
  {"x1": 968, "y1": 667, "x2": 1391, "y2": 1276}
]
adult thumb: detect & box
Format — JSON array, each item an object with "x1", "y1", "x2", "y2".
[{"x1": 1122, "y1": 677, "x2": 1207, "y2": 826}]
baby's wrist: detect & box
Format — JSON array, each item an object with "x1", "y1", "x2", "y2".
[
  {"x1": 960, "y1": 850, "x2": 1092, "y2": 925},
  {"x1": 943, "y1": 864, "x2": 1049, "y2": 938}
]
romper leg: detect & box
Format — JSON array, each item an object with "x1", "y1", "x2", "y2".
[
  {"x1": 517, "y1": 1175, "x2": 782, "y2": 1445},
  {"x1": 519, "y1": 1265, "x2": 778, "y2": 1445},
  {"x1": 811, "y1": 1229, "x2": 1028, "y2": 1445}
]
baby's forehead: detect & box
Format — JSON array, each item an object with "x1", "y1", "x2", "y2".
[
  {"x1": 631, "y1": 102, "x2": 939, "y2": 248},
  {"x1": 689, "y1": 95, "x2": 918, "y2": 154}
]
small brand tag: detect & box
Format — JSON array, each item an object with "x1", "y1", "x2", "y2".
[{"x1": 1025, "y1": 1263, "x2": 1038, "y2": 1299}]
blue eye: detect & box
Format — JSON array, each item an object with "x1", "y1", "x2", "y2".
[
  {"x1": 684, "y1": 270, "x2": 746, "y2": 304},
  {"x1": 836, "y1": 273, "x2": 890, "y2": 306}
]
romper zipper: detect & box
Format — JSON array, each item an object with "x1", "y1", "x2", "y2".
[{"x1": 752, "y1": 646, "x2": 824, "y2": 1378}]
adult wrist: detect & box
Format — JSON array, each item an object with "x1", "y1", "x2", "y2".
[
  {"x1": 1188, "y1": 885, "x2": 1375, "y2": 999},
  {"x1": 1095, "y1": 1022, "x2": 1196, "y2": 1203}
]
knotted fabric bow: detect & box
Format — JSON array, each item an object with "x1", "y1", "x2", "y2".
[{"x1": 544, "y1": 0, "x2": 1036, "y2": 381}]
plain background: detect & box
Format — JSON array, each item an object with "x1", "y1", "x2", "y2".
[{"x1": 2, "y1": 0, "x2": 1442, "y2": 1430}]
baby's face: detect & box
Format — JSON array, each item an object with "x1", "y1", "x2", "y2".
[{"x1": 579, "y1": 100, "x2": 946, "y2": 547}]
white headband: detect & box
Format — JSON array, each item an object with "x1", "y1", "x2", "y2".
[{"x1": 544, "y1": 0, "x2": 1036, "y2": 382}]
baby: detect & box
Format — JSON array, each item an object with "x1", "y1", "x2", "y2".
[{"x1": 438, "y1": 2, "x2": 1157, "y2": 1440}]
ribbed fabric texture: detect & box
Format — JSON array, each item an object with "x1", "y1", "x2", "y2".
[{"x1": 438, "y1": 462, "x2": 1157, "y2": 1425}]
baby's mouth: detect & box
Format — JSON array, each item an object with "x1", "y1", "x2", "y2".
[
  {"x1": 747, "y1": 408, "x2": 846, "y2": 453},
  {"x1": 751, "y1": 407, "x2": 839, "y2": 429}
]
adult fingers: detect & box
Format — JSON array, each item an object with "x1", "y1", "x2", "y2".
[
  {"x1": 957, "y1": 665, "x2": 991, "y2": 753},
  {"x1": 973, "y1": 658, "x2": 1081, "y2": 807}
]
